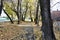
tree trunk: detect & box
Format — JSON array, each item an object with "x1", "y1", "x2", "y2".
[
  {"x1": 21, "y1": 13, "x2": 24, "y2": 21},
  {"x1": 30, "y1": 7, "x2": 33, "y2": 22},
  {"x1": 17, "y1": 0, "x2": 20, "y2": 24},
  {"x1": 39, "y1": 0, "x2": 56, "y2": 40},
  {"x1": 35, "y1": 0, "x2": 39, "y2": 25},
  {"x1": 3, "y1": 9, "x2": 14, "y2": 24},
  {"x1": 20, "y1": 0, "x2": 22, "y2": 21},
  {"x1": 0, "y1": 0, "x2": 3, "y2": 15},
  {"x1": 24, "y1": 2, "x2": 28, "y2": 21}
]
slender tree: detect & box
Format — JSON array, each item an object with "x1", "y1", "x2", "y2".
[
  {"x1": 3, "y1": 9, "x2": 14, "y2": 23},
  {"x1": 35, "y1": 0, "x2": 39, "y2": 25},
  {"x1": 16, "y1": 0, "x2": 22, "y2": 24},
  {"x1": 0, "y1": 0, "x2": 13, "y2": 23},
  {"x1": 0, "y1": 0, "x2": 3, "y2": 15},
  {"x1": 24, "y1": 2, "x2": 28, "y2": 21},
  {"x1": 29, "y1": 6, "x2": 33, "y2": 22},
  {"x1": 17, "y1": 0, "x2": 20, "y2": 24},
  {"x1": 39, "y1": 0, "x2": 56, "y2": 40},
  {"x1": 19, "y1": 0, "x2": 22, "y2": 21}
]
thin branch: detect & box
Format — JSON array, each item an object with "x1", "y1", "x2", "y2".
[{"x1": 51, "y1": 2, "x2": 60, "y2": 8}]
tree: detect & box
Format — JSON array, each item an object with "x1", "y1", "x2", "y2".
[
  {"x1": 22, "y1": 0, "x2": 35, "y2": 22},
  {"x1": 16, "y1": 0, "x2": 22, "y2": 24},
  {"x1": 20, "y1": 0, "x2": 22, "y2": 21},
  {"x1": 23, "y1": 1, "x2": 28, "y2": 21},
  {"x1": 29, "y1": 6, "x2": 33, "y2": 22},
  {"x1": 0, "y1": 0, "x2": 14, "y2": 23},
  {"x1": 28, "y1": 0, "x2": 35, "y2": 22},
  {"x1": 3, "y1": 9, "x2": 14, "y2": 23},
  {"x1": 0, "y1": 0, "x2": 3, "y2": 15},
  {"x1": 4, "y1": 2, "x2": 16, "y2": 21},
  {"x1": 4, "y1": 0, "x2": 23, "y2": 24},
  {"x1": 17, "y1": 0, "x2": 20, "y2": 24},
  {"x1": 35, "y1": 0, "x2": 39, "y2": 25},
  {"x1": 39, "y1": 0, "x2": 56, "y2": 40}
]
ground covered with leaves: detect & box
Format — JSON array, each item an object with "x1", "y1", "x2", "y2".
[{"x1": 0, "y1": 21, "x2": 60, "y2": 40}]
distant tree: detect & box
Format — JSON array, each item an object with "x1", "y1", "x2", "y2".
[
  {"x1": 39, "y1": 0, "x2": 56, "y2": 40},
  {"x1": 28, "y1": 0, "x2": 35, "y2": 22},
  {"x1": 29, "y1": 6, "x2": 33, "y2": 22},
  {"x1": 24, "y1": 2, "x2": 28, "y2": 21},
  {"x1": 35, "y1": 0, "x2": 39, "y2": 25}
]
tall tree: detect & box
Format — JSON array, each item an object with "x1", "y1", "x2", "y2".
[
  {"x1": 19, "y1": 0, "x2": 22, "y2": 21},
  {"x1": 39, "y1": 0, "x2": 56, "y2": 40},
  {"x1": 35, "y1": 0, "x2": 39, "y2": 25},
  {"x1": 17, "y1": 0, "x2": 20, "y2": 24},
  {"x1": 24, "y1": 2, "x2": 28, "y2": 21},
  {"x1": 17, "y1": 0, "x2": 22, "y2": 24},
  {"x1": 29, "y1": 6, "x2": 33, "y2": 22},
  {"x1": 0, "y1": 0, "x2": 3, "y2": 15}
]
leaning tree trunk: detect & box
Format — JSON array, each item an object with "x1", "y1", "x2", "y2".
[
  {"x1": 39, "y1": 0, "x2": 56, "y2": 40},
  {"x1": 0, "y1": 0, "x2": 3, "y2": 15},
  {"x1": 3, "y1": 9, "x2": 14, "y2": 24}
]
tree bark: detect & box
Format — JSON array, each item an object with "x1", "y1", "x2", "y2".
[{"x1": 39, "y1": 0, "x2": 56, "y2": 40}]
